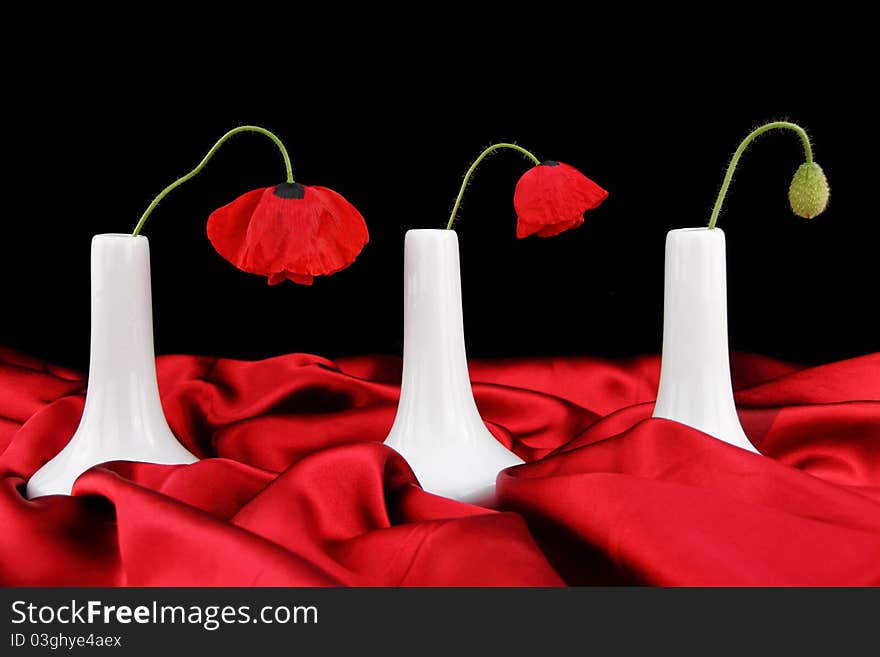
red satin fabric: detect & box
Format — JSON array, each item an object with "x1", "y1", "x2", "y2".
[{"x1": 1, "y1": 346, "x2": 878, "y2": 586}]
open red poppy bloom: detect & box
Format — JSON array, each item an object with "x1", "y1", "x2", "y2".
[
  {"x1": 513, "y1": 161, "x2": 608, "y2": 238},
  {"x1": 207, "y1": 183, "x2": 369, "y2": 285}
]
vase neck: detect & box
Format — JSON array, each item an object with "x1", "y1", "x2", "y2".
[
  {"x1": 653, "y1": 229, "x2": 755, "y2": 451},
  {"x1": 83, "y1": 234, "x2": 162, "y2": 413},
  {"x1": 398, "y1": 230, "x2": 480, "y2": 424}
]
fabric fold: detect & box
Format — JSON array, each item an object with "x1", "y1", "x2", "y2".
[{"x1": 1, "y1": 348, "x2": 877, "y2": 586}]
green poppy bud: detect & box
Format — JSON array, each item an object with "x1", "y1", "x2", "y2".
[{"x1": 788, "y1": 162, "x2": 830, "y2": 219}]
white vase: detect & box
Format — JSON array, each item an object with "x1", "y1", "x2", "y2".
[
  {"x1": 385, "y1": 229, "x2": 524, "y2": 502},
  {"x1": 27, "y1": 234, "x2": 198, "y2": 498},
  {"x1": 652, "y1": 228, "x2": 759, "y2": 453}
]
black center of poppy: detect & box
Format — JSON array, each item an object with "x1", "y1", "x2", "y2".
[
  {"x1": 541, "y1": 160, "x2": 560, "y2": 167},
  {"x1": 274, "y1": 183, "x2": 306, "y2": 199}
]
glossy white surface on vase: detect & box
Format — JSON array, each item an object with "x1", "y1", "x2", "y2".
[
  {"x1": 652, "y1": 228, "x2": 759, "y2": 453},
  {"x1": 385, "y1": 230, "x2": 524, "y2": 502},
  {"x1": 27, "y1": 234, "x2": 198, "y2": 498}
]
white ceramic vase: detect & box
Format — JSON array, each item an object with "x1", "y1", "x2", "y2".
[
  {"x1": 27, "y1": 234, "x2": 198, "y2": 498},
  {"x1": 652, "y1": 228, "x2": 759, "y2": 453},
  {"x1": 385, "y1": 229, "x2": 524, "y2": 502}
]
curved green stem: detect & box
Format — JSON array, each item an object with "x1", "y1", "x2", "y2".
[
  {"x1": 131, "y1": 125, "x2": 294, "y2": 236},
  {"x1": 708, "y1": 121, "x2": 813, "y2": 230},
  {"x1": 446, "y1": 143, "x2": 541, "y2": 230}
]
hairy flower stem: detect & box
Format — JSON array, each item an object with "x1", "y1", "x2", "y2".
[
  {"x1": 708, "y1": 121, "x2": 813, "y2": 230},
  {"x1": 446, "y1": 143, "x2": 540, "y2": 230},
  {"x1": 132, "y1": 126, "x2": 294, "y2": 237}
]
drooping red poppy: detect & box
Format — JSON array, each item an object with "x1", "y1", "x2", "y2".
[
  {"x1": 513, "y1": 161, "x2": 608, "y2": 238},
  {"x1": 207, "y1": 182, "x2": 369, "y2": 285}
]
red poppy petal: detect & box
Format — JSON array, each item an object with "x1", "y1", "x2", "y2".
[
  {"x1": 559, "y1": 161, "x2": 609, "y2": 211},
  {"x1": 266, "y1": 271, "x2": 314, "y2": 285},
  {"x1": 239, "y1": 188, "x2": 301, "y2": 274},
  {"x1": 247, "y1": 186, "x2": 367, "y2": 278},
  {"x1": 513, "y1": 162, "x2": 607, "y2": 239},
  {"x1": 298, "y1": 186, "x2": 369, "y2": 276},
  {"x1": 284, "y1": 272, "x2": 315, "y2": 285},
  {"x1": 536, "y1": 215, "x2": 585, "y2": 238},
  {"x1": 207, "y1": 187, "x2": 274, "y2": 274},
  {"x1": 210, "y1": 184, "x2": 368, "y2": 285}
]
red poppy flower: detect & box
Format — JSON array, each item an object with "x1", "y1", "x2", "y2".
[
  {"x1": 207, "y1": 182, "x2": 368, "y2": 285},
  {"x1": 513, "y1": 161, "x2": 608, "y2": 238}
]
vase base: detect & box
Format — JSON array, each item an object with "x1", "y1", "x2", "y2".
[
  {"x1": 26, "y1": 439, "x2": 198, "y2": 499},
  {"x1": 387, "y1": 429, "x2": 524, "y2": 503},
  {"x1": 652, "y1": 412, "x2": 760, "y2": 454}
]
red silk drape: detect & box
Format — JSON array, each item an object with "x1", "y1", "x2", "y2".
[{"x1": 1, "y1": 346, "x2": 878, "y2": 586}]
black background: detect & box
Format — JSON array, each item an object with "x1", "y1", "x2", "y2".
[{"x1": 4, "y1": 39, "x2": 878, "y2": 371}]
